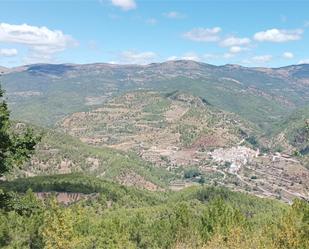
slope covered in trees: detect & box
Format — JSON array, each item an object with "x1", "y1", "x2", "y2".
[
  {"x1": 6, "y1": 124, "x2": 173, "y2": 190},
  {"x1": 0, "y1": 173, "x2": 308, "y2": 249}
]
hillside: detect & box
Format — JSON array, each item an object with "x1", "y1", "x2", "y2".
[
  {"x1": 57, "y1": 91, "x2": 309, "y2": 202},
  {"x1": 7, "y1": 123, "x2": 173, "y2": 191},
  {"x1": 5, "y1": 92, "x2": 308, "y2": 202},
  {"x1": 0, "y1": 173, "x2": 285, "y2": 211},
  {"x1": 2, "y1": 61, "x2": 308, "y2": 129},
  {"x1": 59, "y1": 91, "x2": 257, "y2": 163},
  {"x1": 271, "y1": 107, "x2": 309, "y2": 152},
  {"x1": 270, "y1": 107, "x2": 309, "y2": 166},
  {"x1": 1, "y1": 173, "x2": 308, "y2": 249}
]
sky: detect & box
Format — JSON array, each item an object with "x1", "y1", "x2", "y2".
[{"x1": 0, "y1": 0, "x2": 309, "y2": 67}]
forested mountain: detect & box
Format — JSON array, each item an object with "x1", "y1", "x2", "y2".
[{"x1": 1, "y1": 61, "x2": 308, "y2": 129}]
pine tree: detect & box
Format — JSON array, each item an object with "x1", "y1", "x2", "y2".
[{"x1": 0, "y1": 83, "x2": 38, "y2": 177}]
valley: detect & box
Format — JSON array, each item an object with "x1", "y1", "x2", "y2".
[
  {"x1": 0, "y1": 61, "x2": 308, "y2": 204},
  {"x1": 57, "y1": 90, "x2": 308, "y2": 202},
  {"x1": 1, "y1": 59, "x2": 309, "y2": 249},
  {"x1": 3, "y1": 86, "x2": 306, "y2": 203},
  {"x1": 1, "y1": 1, "x2": 309, "y2": 248}
]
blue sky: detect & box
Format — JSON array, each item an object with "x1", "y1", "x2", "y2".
[{"x1": 0, "y1": 0, "x2": 309, "y2": 67}]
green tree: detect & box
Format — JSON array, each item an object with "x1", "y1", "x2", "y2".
[
  {"x1": 3, "y1": 189, "x2": 43, "y2": 215},
  {"x1": 272, "y1": 199, "x2": 309, "y2": 249},
  {"x1": 39, "y1": 199, "x2": 82, "y2": 249},
  {"x1": 201, "y1": 198, "x2": 246, "y2": 241},
  {"x1": 0, "y1": 83, "x2": 38, "y2": 177}
]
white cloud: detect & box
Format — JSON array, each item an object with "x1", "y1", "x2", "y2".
[
  {"x1": 220, "y1": 36, "x2": 251, "y2": 47},
  {"x1": 252, "y1": 55, "x2": 273, "y2": 63},
  {"x1": 110, "y1": 0, "x2": 136, "y2": 10},
  {"x1": 183, "y1": 27, "x2": 221, "y2": 42},
  {"x1": 0, "y1": 48, "x2": 18, "y2": 57},
  {"x1": 0, "y1": 23, "x2": 77, "y2": 62},
  {"x1": 298, "y1": 59, "x2": 309, "y2": 64},
  {"x1": 282, "y1": 52, "x2": 294, "y2": 59},
  {"x1": 181, "y1": 52, "x2": 201, "y2": 61},
  {"x1": 146, "y1": 18, "x2": 157, "y2": 25},
  {"x1": 229, "y1": 46, "x2": 247, "y2": 54},
  {"x1": 118, "y1": 50, "x2": 157, "y2": 64},
  {"x1": 304, "y1": 21, "x2": 309, "y2": 28},
  {"x1": 254, "y1": 28, "x2": 303, "y2": 42},
  {"x1": 164, "y1": 11, "x2": 186, "y2": 19},
  {"x1": 0, "y1": 23, "x2": 76, "y2": 52}
]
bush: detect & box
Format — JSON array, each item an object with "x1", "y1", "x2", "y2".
[{"x1": 184, "y1": 168, "x2": 201, "y2": 179}]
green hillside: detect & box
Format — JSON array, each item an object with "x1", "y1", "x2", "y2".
[
  {"x1": 7, "y1": 91, "x2": 309, "y2": 203},
  {"x1": 270, "y1": 107, "x2": 309, "y2": 166},
  {"x1": 273, "y1": 107, "x2": 309, "y2": 152},
  {"x1": 2, "y1": 61, "x2": 308, "y2": 130},
  {"x1": 7, "y1": 124, "x2": 174, "y2": 190},
  {"x1": 1, "y1": 173, "x2": 308, "y2": 249}
]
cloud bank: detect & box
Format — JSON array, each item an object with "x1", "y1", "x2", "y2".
[
  {"x1": 0, "y1": 23, "x2": 77, "y2": 63},
  {"x1": 254, "y1": 28, "x2": 303, "y2": 42}
]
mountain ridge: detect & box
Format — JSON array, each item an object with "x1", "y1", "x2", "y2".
[
  {"x1": 2, "y1": 60, "x2": 309, "y2": 71},
  {"x1": 2, "y1": 60, "x2": 308, "y2": 132}
]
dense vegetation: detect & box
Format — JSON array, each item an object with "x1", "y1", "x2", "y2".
[
  {"x1": 269, "y1": 107, "x2": 309, "y2": 166},
  {"x1": 0, "y1": 174, "x2": 308, "y2": 249},
  {"x1": 0, "y1": 85, "x2": 38, "y2": 177}
]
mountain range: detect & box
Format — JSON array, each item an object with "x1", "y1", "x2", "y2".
[{"x1": 1, "y1": 61, "x2": 308, "y2": 129}]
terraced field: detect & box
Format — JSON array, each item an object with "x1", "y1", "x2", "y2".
[
  {"x1": 59, "y1": 91, "x2": 255, "y2": 166},
  {"x1": 58, "y1": 91, "x2": 309, "y2": 202}
]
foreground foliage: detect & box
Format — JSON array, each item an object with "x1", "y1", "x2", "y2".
[
  {"x1": 0, "y1": 84, "x2": 38, "y2": 177},
  {"x1": 0, "y1": 174, "x2": 308, "y2": 249}
]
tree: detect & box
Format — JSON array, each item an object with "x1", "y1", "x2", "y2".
[
  {"x1": 39, "y1": 199, "x2": 83, "y2": 249},
  {"x1": 184, "y1": 168, "x2": 201, "y2": 179},
  {"x1": 272, "y1": 199, "x2": 309, "y2": 249},
  {"x1": 0, "y1": 83, "x2": 38, "y2": 177}
]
